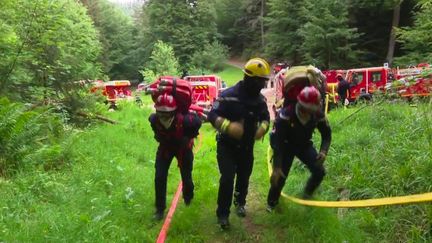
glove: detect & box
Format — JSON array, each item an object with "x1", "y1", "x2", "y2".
[
  {"x1": 225, "y1": 121, "x2": 244, "y2": 140},
  {"x1": 344, "y1": 98, "x2": 349, "y2": 106},
  {"x1": 316, "y1": 151, "x2": 327, "y2": 165},
  {"x1": 255, "y1": 121, "x2": 269, "y2": 140},
  {"x1": 216, "y1": 117, "x2": 244, "y2": 140}
]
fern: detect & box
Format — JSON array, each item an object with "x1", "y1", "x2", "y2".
[{"x1": 0, "y1": 98, "x2": 69, "y2": 176}]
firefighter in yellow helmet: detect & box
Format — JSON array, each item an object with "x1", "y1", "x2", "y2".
[{"x1": 207, "y1": 58, "x2": 271, "y2": 229}]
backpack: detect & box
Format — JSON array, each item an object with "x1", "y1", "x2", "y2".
[
  {"x1": 147, "y1": 76, "x2": 193, "y2": 113},
  {"x1": 281, "y1": 65, "x2": 326, "y2": 103}
]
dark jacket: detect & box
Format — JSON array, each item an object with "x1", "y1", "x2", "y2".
[
  {"x1": 207, "y1": 81, "x2": 270, "y2": 148},
  {"x1": 273, "y1": 104, "x2": 331, "y2": 153},
  {"x1": 337, "y1": 78, "x2": 350, "y2": 99},
  {"x1": 149, "y1": 112, "x2": 201, "y2": 148}
]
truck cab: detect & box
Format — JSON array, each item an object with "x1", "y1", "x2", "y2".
[{"x1": 345, "y1": 66, "x2": 392, "y2": 101}]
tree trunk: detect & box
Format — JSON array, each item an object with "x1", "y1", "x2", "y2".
[
  {"x1": 260, "y1": 0, "x2": 265, "y2": 49},
  {"x1": 386, "y1": 1, "x2": 402, "y2": 66}
]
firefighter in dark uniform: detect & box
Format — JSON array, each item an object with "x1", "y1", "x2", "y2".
[
  {"x1": 336, "y1": 74, "x2": 350, "y2": 106},
  {"x1": 267, "y1": 86, "x2": 332, "y2": 211},
  {"x1": 207, "y1": 58, "x2": 271, "y2": 229},
  {"x1": 149, "y1": 93, "x2": 202, "y2": 220}
]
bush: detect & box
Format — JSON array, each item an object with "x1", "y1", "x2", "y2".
[
  {"x1": 190, "y1": 41, "x2": 229, "y2": 72},
  {"x1": 0, "y1": 98, "x2": 71, "y2": 176}
]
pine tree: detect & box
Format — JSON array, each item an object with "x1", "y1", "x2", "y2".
[
  {"x1": 298, "y1": 0, "x2": 362, "y2": 69},
  {"x1": 395, "y1": 0, "x2": 432, "y2": 65},
  {"x1": 264, "y1": 0, "x2": 305, "y2": 63}
]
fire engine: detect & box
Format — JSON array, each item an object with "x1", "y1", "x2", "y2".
[
  {"x1": 103, "y1": 80, "x2": 134, "y2": 102},
  {"x1": 184, "y1": 75, "x2": 223, "y2": 109},
  {"x1": 343, "y1": 66, "x2": 392, "y2": 102},
  {"x1": 389, "y1": 64, "x2": 431, "y2": 98}
]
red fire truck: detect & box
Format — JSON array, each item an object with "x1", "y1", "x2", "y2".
[
  {"x1": 344, "y1": 66, "x2": 392, "y2": 102},
  {"x1": 103, "y1": 80, "x2": 134, "y2": 102},
  {"x1": 390, "y1": 64, "x2": 431, "y2": 98},
  {"x1": 344, "y1": 64, "x2": 431, "y2": 102},
  {"x1": 184, "y1": 75, "x2": 223, "y2": 109}
]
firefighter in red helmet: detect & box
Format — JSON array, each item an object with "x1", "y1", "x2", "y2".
[
  {"x1": 267, "y1": 86, "x2": 332, "y2": 211},
  {"x1": 149, "y1": 93, "x2": 202, "y2": 220}
]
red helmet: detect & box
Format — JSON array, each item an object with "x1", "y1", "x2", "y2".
[
  {"x1": 297, "y1": 86, "x2": 321, "y2": 111},
  {"x1": 154, "y1": 93, "x2": 177, "y2": 112}
]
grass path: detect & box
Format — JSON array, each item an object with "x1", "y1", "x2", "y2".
[{"x1": 1, "y1": 96, "x2": 430, "y2": 242}]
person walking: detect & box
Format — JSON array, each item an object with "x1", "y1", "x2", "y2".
[
  {"x1": 337, "y1": 74, "x2": 350, "y2": 106},
  {"x1": 267, "y1": 86, "x2": 332, "y2": 211},
  {"x1": 207, "y1": 58, "x2": 271, "y2": 229},
  {"x1": 149, "y1": 93, "x2": 202, "y2": 220}
]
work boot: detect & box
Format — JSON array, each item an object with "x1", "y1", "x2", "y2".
[
  {"x1": 217, "y1": 216, "x2": 230, "y2": 230},
  {"x1": 235, "y1": 205, "x2": 246, "y2": 217},
  {"x1": 266, "y1": 204, "x2": 275, "y2": 213},
  {"x1": 153, "y1": 210, "x2": 164, "y2": 221},
  {"x1": 302, "y1": 191, "x2": 313, "y2": 200},
  {"x1": 184, "y1": 197, "x2": 192, "y2": 206}
]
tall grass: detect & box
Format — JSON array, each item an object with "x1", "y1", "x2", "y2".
[{"x1": 0, "y1": 98, "x2": 430, "y2": 242}]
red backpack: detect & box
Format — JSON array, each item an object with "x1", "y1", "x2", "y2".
[{"x1": 147, "y1": 76, "x2": 192, "y2": 113}]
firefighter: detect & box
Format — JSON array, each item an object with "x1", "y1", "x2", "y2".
[
  {"x1": 337, "y1": 74, "x2": 350, "y2": 106},
  {"x1": 207, "y1": 57, "x2": 271, "y2": 229},
  {"x1": 267, "y1": 86, "x2": 332, "y2": 211},
  {"x1": 149, "y1": 93, "x2": 202, "y2": 220}
]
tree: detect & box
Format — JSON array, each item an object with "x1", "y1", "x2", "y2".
[
  {"x1": 190, "y1": 41, "x2": 229, "y2": 72},
  {"x1": 0, "y1": 0, "x2": 102, "y2": 104},
  {"x1": 298, "y1": 0, "x2": 362, "y2": 69},
  {"x1": 264, "y1": 0, "x2": 305, "y2": 63},
  {"x1": 80, "y1": 0, "x2": 138, "y2": 80},
  {"x1": 140, "y1": 40, "x2": 180, "y2": 82},
  {"x1": 140, "y1": 0, "x2": 217, "y2": 65},
  {"x1": 395, "y1": 0, "x2": 432, "y2": 65}
]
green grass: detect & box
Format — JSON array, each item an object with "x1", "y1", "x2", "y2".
[
  {"x1": 216, "y1": 64, "x2": 244, "y2": 87},
  {"x1": 0, "y1": 97, "x2": 431, "y2": 242}
]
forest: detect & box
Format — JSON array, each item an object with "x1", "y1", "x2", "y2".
[{"x1": 0, "y1": 0, "x2": 431, "y2": 242}]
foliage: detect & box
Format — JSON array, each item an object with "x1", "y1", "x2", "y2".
[
  {"x1": 2, "y1": 96, "x2": 431, "y2": 241},
  {"x1": 394, "y1": 0, "x2": 432, "y2": 65},
  {"x1": 80, "y1": 0, "x2": 139, "y2": 80},
  {"x1": 264, "y1": 0, "x2": 305, "y2": 63},
  {"x1": 0, "y1": 0, "x2": 102, "y2": 109},
  {"x1": 139, "y1": 40, "x2": 180, "y2": 82},
  {"x1": 0, "y1": 98, "x2": 71, "y2": 176},
  {"x1": 298, "y1": 0, "x2": 362, "y2": 69},
  {"x1": 190, "y1": 41, "x2": 229, "y2": 72},
  {"x1": 140, "y1": 0, "x2": 218, "y2": 65},
  {"x1": 214, "y1": 0, "x2": 244, "y2": 55}
]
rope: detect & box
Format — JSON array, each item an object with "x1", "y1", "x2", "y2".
[{"x1": 266, "y1": 146, "x2": 432, "y2": 208}]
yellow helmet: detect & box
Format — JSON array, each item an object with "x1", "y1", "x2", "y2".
[{"x1": 243, "y1": 58, "x2": 271, "y2": 79}]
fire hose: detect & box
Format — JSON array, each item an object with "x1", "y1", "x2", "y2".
[{"x1": 266, "y1": 146, "x2": 432, "y2": 207}]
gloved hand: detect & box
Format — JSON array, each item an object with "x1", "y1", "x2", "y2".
[
  {"x1": 270, "y1": 167, "x2": 286, "y2": 186},
  {"x1": 255, "y1": 121, "x2": 269, "y2": 140},
  {"x1": 216, "y1": 117, "x2": 244, "y2": 140},
  {"x1": 344, "y1": 98, "x2": 349, "y2": 106},
  {"x1": 226, "y1": 121, "x2": 244, "y2": 140},
  {"x1": 316, "y1": 151, "x2": 327, "y2": 165}
]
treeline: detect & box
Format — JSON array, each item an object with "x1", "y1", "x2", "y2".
[
  {"x1": 215, "y1": 0, "x2": 432, "y2": 69},
  {"x1": 1, "y1": 0, "x2": 432, "y2": 108}
]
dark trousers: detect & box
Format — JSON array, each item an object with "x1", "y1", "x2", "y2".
[
  {"x1": 267, "y1": 141, "x2": 325, "y2": 206},
  {"x1": 216, "y1": 142, "x2": 254, "y2": 218},
  {"x1": 154, "y1": 145, "x2": 194, "y2": 212},
  {"x1": 339, "y1": 94, "x2": 346, "y2": 105}
]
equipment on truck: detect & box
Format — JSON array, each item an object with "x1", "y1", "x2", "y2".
[{"x1": 184, "y1": 75, "x2": 223, "y2": 109}]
